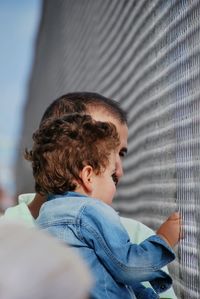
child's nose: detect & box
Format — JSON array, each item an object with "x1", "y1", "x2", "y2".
[{"x1": 115, "y1": 158, "x2": 124, "y2": 180}]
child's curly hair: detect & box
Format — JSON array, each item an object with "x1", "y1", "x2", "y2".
[{"x1": 25, "y1": 113, "x2": 120, "y2": 195}]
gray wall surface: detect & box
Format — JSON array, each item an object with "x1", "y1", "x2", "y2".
[{"x1": 16, "y1": 1, "x2": 200, "y2": 297}]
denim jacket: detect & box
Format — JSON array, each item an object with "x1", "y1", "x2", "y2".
[{"x1": 37, "y1": 192, "x2": 175, "y2": 299}]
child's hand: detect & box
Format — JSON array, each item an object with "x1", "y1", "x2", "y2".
[{"x1": 156, "y1": 212, "x2": 181, "y2": 248}]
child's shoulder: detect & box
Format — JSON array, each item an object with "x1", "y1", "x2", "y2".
[
  {"x1": 81, "y1": 197, "x2": 120, "y2": 223},
  {"x1": 85, "y1": 197, "x2": 115, "y2": 211}
]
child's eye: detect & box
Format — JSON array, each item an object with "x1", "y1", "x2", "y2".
[
  {"x1": 119, "y1": 149, "x2": 127, "y2": 158},
  {"x1": 112, "y1": 173, "x2": 118, "y2": 186}
]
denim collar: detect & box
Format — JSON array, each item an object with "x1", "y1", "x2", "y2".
[{"x1": 47, "y1": 191, "x2": 87, "y2": 201}]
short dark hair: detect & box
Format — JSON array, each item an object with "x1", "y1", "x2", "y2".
[
  {"x1": 40, "y1": 92, "x2": 127, "y2": 125},
  {"x1": 25, "y1": 113, "x2": 120, "y2": 195}
]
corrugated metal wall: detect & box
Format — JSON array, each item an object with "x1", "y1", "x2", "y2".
[{"x1": 17, "y1": 1, "x2": 200, "y2": 298}]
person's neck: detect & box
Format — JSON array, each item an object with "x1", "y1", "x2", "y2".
[
  {"x1": 75, "y1": 186, "x2": 90, "y2": 197},
  {"x1": 28, "y1": 193, "x2": 46, "y2": 219}
]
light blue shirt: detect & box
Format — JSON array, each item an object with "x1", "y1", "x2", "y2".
[{"x1": 37, "y1": 192, "x2": 175, "y2": 299}]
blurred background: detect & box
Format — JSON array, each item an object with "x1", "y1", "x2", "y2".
[
  {"x1": 1, "y1": 1, "x2": 200, "y2": 298},
  {"x1": 0, "y1": 0, "x2": 41, "y2": 207}
]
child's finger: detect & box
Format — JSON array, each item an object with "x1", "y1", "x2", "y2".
[{"x1": 168, "y1": 212, "x2": 180, "y2": 220}]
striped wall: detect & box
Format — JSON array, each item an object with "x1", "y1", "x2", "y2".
[{"x1": 16, "y1": 1, "x2": 200, "y2": 297}]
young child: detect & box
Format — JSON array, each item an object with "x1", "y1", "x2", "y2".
[{"x1": 26, "y1": 113, "x2": 180, "y2": 299}]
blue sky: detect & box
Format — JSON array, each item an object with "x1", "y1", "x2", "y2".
[{"x1": 0, "y1": 0, "x2": 41, "y2": 194}]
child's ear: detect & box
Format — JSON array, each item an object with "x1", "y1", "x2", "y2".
[{"x1": 80, "y1": 165, "x2": 94, "y2": 193}]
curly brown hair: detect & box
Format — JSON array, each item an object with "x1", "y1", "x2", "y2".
[{"x1": 25, "y1": 113, "x2": 120, "y2": 195}]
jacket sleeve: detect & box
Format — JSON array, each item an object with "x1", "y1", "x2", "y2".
[
  {"x1": 131, "y1": 282, "x2": 159, "y2": 299},
  {"x1": 78, "y1": 201, "x2": 175, "y2": 293}
]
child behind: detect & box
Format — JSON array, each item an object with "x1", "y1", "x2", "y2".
[{"x1": 26, "y1": 113, "x2": 180, "y2": 299}]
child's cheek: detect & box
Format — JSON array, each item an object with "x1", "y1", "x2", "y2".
[{"x1": 111, "y1": 184, "x2": 117, "y2": 199}]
